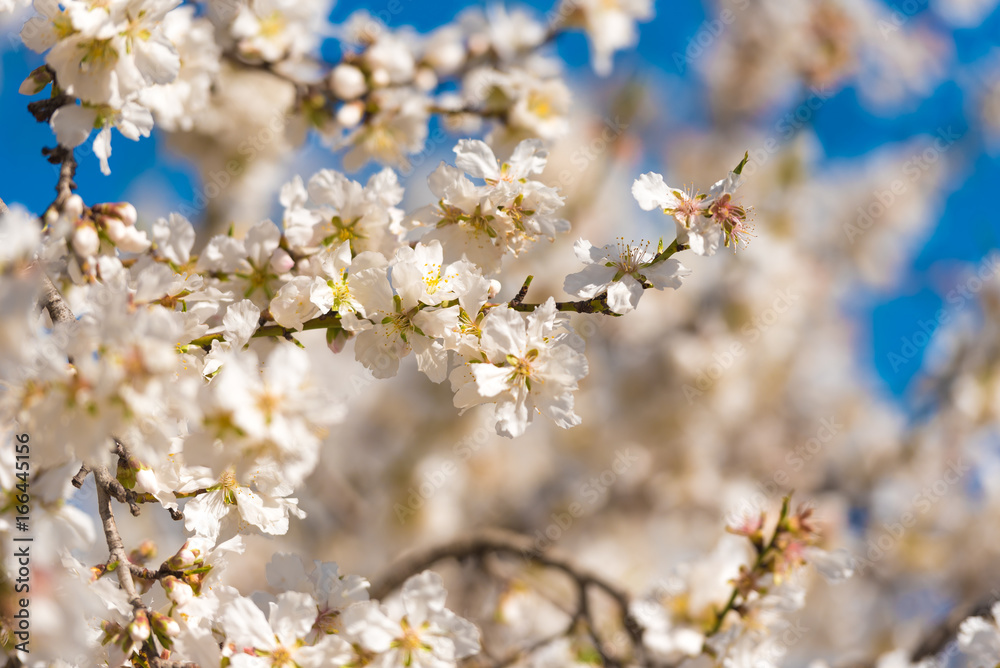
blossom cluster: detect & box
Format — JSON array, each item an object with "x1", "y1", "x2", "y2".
[
  {"x1": 90, "y1": 537, "x2": 480, "y2": 668},
  {"x1": 13, "y1": 0, "x2": 988, "y2": 665},
  {"x1": 0, "y1": 125, "x2": 752, "y2": 663},
  {"x1": 11, "y1": 0, "x2": 655, "y2": 176}
]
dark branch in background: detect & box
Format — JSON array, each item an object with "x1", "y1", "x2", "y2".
[
  {"x1": 25, "y1": 70, "x2": 78, "y2": 216},
  {"x1": 41, "y1": 145, "x2": 78, "y2": 214},
  {"x1": 26, "y1": 90, "x2": 69, "y2": 123},
  {"x1": 370, "y1": 528, "x2": 646, "y2": 666},
  {"x1": 911, "y1": 591, "x2": 1000, "y2": 662}
]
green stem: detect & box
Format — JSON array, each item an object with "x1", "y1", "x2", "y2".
[{"x1": 706, "y1": 496, "x2": 791, "y2": 637}]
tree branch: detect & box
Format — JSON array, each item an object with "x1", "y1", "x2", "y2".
[
  {"x1": 71, "y1": 464, "x2": 91, "y2": 488},
  {"x1": 369, "y1": 528, "x2": 645, "y2": 663},
  {"x1": 39, "y1": 273, "x2": 76, "y2": 325},
  {"x1": 94, "y1": 465, "x2": 143, "y2": 608},
  {"x1": 41, "y1": 144, "x2": 77, "y2": 214},
  {"x1": 911, "y1": 590, "x2": 1000, "y2": 662}
]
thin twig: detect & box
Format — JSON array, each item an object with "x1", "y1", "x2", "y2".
[
  {"x1": 94, "y1": 465, "x2": 143, "y2": 608},
  {"x1": 41, "y1": 145, "x2": 77, "y2": 214},
  {"x1": 911, "y1": 589, "x2": 1000, "y2": 662},
  {"x1": 509, "y1": 276, "x2": 533, "y2": 307},
  {"x1": 370, "y1": 528, "x2": 644, "y2": 662},
  {"x1": 71, "y1": 464, "x2": 91, "y2": 488}
]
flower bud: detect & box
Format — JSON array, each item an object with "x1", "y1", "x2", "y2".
[
  {"x1": 370, "y1": 67, "x2": 390, "y2": 88},
  {"x1": 270, "y1": 247, "x2": 295, "y2": 274},
  {"x1": 336, "y1": 101, "x2": 365, "y2": 128},
  {"x1": 19, "y1": 66, "x2": 53, "y2": 96},
  {"x1": 101, "y1": 216, "x2": 152, "y2": 253},
  {"x1": 425, "y1": 41, "x2": 465, "y2": 75},
  {"x1": 71, "y1": 224, "x2": 100, "y2": 258},
  {"x1": 166, "y1": 540, "x2": 203, "y2": 570},
  {"x1": 151, "y1": 611, "x2": 180, "y2": 639},
  {"x1": 92, "y1": 202, "x2": 138, "y2": 227},
  {"x1": 162, "y1": 575, "x2": 194, "y2": 607},
  {"x1": 128, "y1": 610, "x2": 151, "y2": 643},
  {"x1": 330, "y1": 64, "x2": 367, "y2": 100},
  {"x1": 414, "y1": 67, "x2": 438, "y2": 92},
  {"x1": 488, "y1": 279, "x2": 502, "y2": 299},
  {"x1": 64, "y1": 194, "x2": 84, "y2": 221},
  {"x1": 131, "y1": 539, "x2": 157, "y2": 564}
]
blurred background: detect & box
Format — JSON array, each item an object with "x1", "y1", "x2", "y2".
[{"x1": 4, "y1": 0, "x2": 1000, "y2": 664}]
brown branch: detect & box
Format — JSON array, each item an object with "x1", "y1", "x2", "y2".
[
  {"x1": 509, "y1": 275, "x2": 533, "y2": 307},
  {"x1": 911, "y1": 589, "x2": 1000, "y2": 662},
  {"x1": 26, "y1": 90, "x2": 70, "y2": 124},
  {"x1": 39, "y1": 273, "x2": 76, "y2": 325},
  {"x1": 41, "y1": 145, "x2": 77, "y2": 214},
  {"x1": 127, "y1": 561, "x2": 185, "y2": 583},
  {"x1": 369, "y1": 528, "x2": 644, "y2": 663},
  {"x1": 71, "y1": 464, "x2": 91, "y2": 488},
  {"x1": 94, "y1": 465, "x2": 143, "y2": 609}
]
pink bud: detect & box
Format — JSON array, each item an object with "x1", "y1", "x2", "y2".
[
  {"x1": 162, "y1": 576, "x2": 194, "y2": 607},
  {"x1": 128, "y1": 610, "x2": 151, "y2": 643},
  {"x1": 270, "y1": 248, "x2": 295, "y2": 274}
]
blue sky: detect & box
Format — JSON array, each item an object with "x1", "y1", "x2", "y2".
[{"x1": 1, "y1": 0, "x2": 998, "y2": 404}]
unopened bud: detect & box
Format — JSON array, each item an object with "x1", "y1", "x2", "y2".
[
  {"x1": 131, "y1": 539, "x2": 157, "y2": 564},
  {"x1": 128, "y1": 610, "x2": 151, "y2": 643},
  {"x1": 71, "y1": 224, "x2": 100, "y2": 258},
  {"x1": 330, "y1": 64, "x2": 367, "y2": 100},
  {"x1": 151, "y1": 611, "x2": 180, "y2": 639},
  {"x1": 488, "y1": 279, "x2": 502, "y2": 299},
  {"x1": 166, "y1": 541, "x2": 202, "y2": 570},
  {"x1": 92, "y1": 202, "x2": 138, "y2": 227},
  {"x1": 370, "y1": 67, "x2": 390, "y2": 88},
  {"x1": 336, "y1": 101, "x2": 365, "y2": 128},
  {"x1": 270, "y1": 248, "x2": 295, "y2": 274},
  {"x1": 101, "y1": 216, "x2": 151, "y2": 252},
  {"x1": 162, "y1": 575, "x2": 194, "y2": 607},
  {"x1": 425, "y1": 41, "x2": 465, "y2": 75},
  {"x1": 64, "y1": 195, "x2": 84, "y2": 220},
  {"x1": 414, "y1": 67, "x2": 437, "y2": 92},
  {"x1": 19, "y1": 66, "x2": 53, "y2": 96}
]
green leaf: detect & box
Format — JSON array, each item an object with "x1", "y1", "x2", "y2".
[{"x1": 733, "y1": 150, "x2": 750, "y2": 176}]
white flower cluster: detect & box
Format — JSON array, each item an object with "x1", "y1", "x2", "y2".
[
  {"x1": 11, "y1": 0, "x2": 654, "y2": 177},
  {"x1": 0, "y1": 137, "x2": 739, "y2": 565},
  {"x1": 90, "y1": 539, "x2": 481, "y2": 668},
  {"x1": 18, "y1": 0, "x2": 219, "y2": 174}
]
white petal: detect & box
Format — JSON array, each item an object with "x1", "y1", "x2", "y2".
[
  {"x1": 454, "y1": 139, "x2": 500, "y2": 180},
  {"x1": 632, "y1": 172, "x2": 676, "y2": 211},
  {"x1": 50, "y1": 104, "x2": 97, "y2": 149},
  {"x1": 605, "y1": 276, "x2": 643, "y2": 314}
]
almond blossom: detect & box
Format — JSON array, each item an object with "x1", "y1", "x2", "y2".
[
  {"x1": 449, "y1": 298, "x2": 588, "y2": 437},
  {"x1": 220, "y1": 591, "x2": 352, "y2": 667},
  {"x1": 564, "y1": 237, "x2": 690, "y2": 314}
]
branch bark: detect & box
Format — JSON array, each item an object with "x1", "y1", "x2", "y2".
[
  {"x1": 369, "y1": 528, "x2": 645, "y2": 664},
  {"x1": 94, "y1": 465, "x2": 143, "y2": 608},
  {"x1": 39, "y1": 273, "x2": 76, "y2": 325}
]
